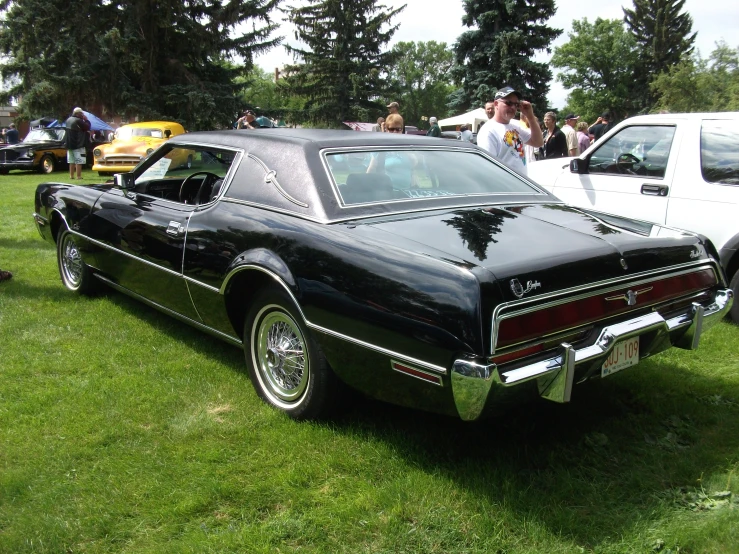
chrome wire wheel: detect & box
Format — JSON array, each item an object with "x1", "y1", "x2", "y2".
[
  {"x1": 60, "y1": 233, "x2": 84, "y2": 289},
  {"x1": 252, "y1": 305, "x2": 310, "y2": 407}
]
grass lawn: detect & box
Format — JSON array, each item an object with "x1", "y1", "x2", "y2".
[{"x1": 1, "y1": 169, "x2": 738, "y2": 553}]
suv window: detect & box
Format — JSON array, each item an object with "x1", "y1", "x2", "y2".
[
  {"x1": 588, "y1": 125, "x2": 676, "y2": 178},
  {"x1": 701, "y1": 120, "x2": 739, "y2": 185}
]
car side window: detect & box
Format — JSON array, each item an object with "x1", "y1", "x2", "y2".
[
  {"x1": 588, "y1": 125, "x2": 676, "y2": 179},
  {"x1": 701, "y1": 120, "x2": 739, "y2": 185},
  {"x1": 133, "y1": 146, "x2": 236, "y2": 204}
]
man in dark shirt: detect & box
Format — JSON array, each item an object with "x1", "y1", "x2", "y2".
[
  {"x1": 3, "y1": 123, "x2": 19, "y2": 144},
  {"x1": 64, "y1": 107, "x2": 91, "y2": 179},
  {"x1": 588, "y1": 112, "x2": 615, "y2": 143}
]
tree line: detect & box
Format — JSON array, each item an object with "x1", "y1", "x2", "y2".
[{"x1": 0, "y1": 0, "x2": 732, "y2": 131}]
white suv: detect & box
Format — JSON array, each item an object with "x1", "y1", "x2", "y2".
[{"x1": 527, "y1": 112, "x2": 739, "y2": 321}]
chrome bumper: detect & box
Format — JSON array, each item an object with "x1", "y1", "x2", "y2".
[{"x1": 451, "y1": 289, "x2": 733, "y2": 421}]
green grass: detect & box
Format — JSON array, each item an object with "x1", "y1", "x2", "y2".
[{"x1": 1, "y1": 169, "x2": 738, "y2": 553}]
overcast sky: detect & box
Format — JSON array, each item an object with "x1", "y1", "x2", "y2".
[{"x1": 254, "y1": 0, "x2": 738, "y2": 109}]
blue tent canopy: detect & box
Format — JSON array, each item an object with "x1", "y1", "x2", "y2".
[{"x1": 48, "y1": 111, "x2": 114, "y2": 132}]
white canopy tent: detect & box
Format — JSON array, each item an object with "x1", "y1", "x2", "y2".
[{"x1": 438, "y1": 108, "x2": 488, "y2": 133}]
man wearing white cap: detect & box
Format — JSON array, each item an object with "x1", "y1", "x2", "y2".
[
  {"x1": 64, "y1": 107, "x2": 90, "y2": 180},
  {"x1": 426, "y1": 116, "x2": 441, "y2": 137},
  {"x1": 477, "y1": 86, "x2": 543, "y2": 176}
]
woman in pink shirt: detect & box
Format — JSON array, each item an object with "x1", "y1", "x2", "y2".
[{"x1": 576, "y1": 121, "x2": 591, "y2": 154}]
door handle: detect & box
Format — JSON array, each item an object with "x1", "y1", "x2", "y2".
[
  {"x1": 166, "y1": 221, "x2": 184, "y2": 236},
  {"x1": 641, "y1": 184, "x2": 669, "y2": 196}
]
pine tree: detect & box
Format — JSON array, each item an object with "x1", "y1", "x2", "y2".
[
  {"x1": 281, "y1": 0, "x2": 404, "y2": 127},
  {"x1": 623, "y1": 0, "x2": 696, "y2": 110},
  {"x1": 0, "y1": 0, "x2": 281, "y2": 130},
  {"x1": 452, "y1": 0, "x2": 561, "y2": 113}
]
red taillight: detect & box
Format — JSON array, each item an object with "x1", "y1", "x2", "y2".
[
  {"x1": 491, "y1": 342, "x2": 545, "y2": 365},
  {"x1": 496, "y1": 268, "x2": 716, "y2": 349}
]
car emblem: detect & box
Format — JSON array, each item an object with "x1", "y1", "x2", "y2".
[
  {"x1": 510, "y1": 278, "x2": 541, "y2": 299},
  {"x1": 605, "y1": 287, "x2": 653, "y2": 306},
  {"x1": 690, "y1": 248, "x2": 701, "y2": 259},
  {"x1": 620, "y1": 258, "x2": 628, "y2": 270}
]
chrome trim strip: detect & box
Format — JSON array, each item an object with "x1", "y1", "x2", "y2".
[
  {"x1": 33, "y1": 212, "x2": 48, "y2": 226},
  {"x1": 94, "y1": 274, "x2": 242, "y2": 347},
  {"x1": 312, "y1": 322, "x2": 448, "y2": 374},
  {"x1": 221, "y1": 264, "x2": 448, "y2": 375},
  {"x1": 62, "y1": 227, "x2": 221, "y2": 294},
  {"x1": 490, "y1": 261, "x2": 721, "y2": 352}
]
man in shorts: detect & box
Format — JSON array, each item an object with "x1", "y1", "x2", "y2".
[{"x1": 65, "y1": 107, "x2": 91, "y2": 179}]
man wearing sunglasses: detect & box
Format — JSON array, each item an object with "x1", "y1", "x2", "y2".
[{"x1": 476, "y1": 86, "x2": 543, "y2": 176}]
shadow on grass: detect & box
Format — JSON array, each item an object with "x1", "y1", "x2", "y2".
[
  {"x1": 329, "y1": 355, "x2": 739, "y2": 547},
  {"x1": 67, "y1": 284, "x2": 738, "y2": 548}
]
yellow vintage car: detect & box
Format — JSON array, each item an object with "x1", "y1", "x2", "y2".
[{"x1": 92, "y1": 121, "x2": 188, "y2": 175}]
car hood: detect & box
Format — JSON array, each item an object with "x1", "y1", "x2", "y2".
[
  {"x1": 352, "y1": 203, "x2": 706, "y2": 297},
  {"x1": 526, "y1": 158, "x2": 573, "y2": 190},
  {"x1": 100, "y1": 137, "x2": 166, "y2": 154},
  {"x1": 1, "y1": 141, "x2": 60, "y2": 152}
]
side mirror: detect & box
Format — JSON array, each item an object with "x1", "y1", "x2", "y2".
[
  {"x1": 569, "y1": 158, "x2": 587, "y2": 174},
  {"x1": 114, "y1": 172, "x2": 135, "y2": 192}
]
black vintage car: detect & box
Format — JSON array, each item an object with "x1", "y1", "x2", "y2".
[
  {"x1": 33, "y1": 130, "x2": 733, "y2": 420},
  {"x1": 0, "y1": 127, "x2": 70, "y2": 174}
]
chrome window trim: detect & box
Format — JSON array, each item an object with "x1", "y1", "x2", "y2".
[
  {"x1": 319, "y1": 144, "x2": 548, "y2": 208},
  {"x1": 490, "y1": 260, "x2": 721, "y2": 353}
]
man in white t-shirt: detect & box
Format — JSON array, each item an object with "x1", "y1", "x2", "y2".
[{"x1": 477, "y1": 86, "x2": 543, "y2": 176}]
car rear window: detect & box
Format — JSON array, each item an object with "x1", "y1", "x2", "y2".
[
  {"x1": 701, "y1": 120, "x2": 739, "y2": 185},
  {"x1": 325, "y1": 149, "x2": 539, "y2": 206}
]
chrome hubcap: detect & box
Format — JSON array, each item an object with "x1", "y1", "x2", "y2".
[
  {"x1": 255, "y1": 309, "x2": 308, "y2": 404},
  {"x1": 62, "y1": 236, "x2": 83, "y2": 287}
]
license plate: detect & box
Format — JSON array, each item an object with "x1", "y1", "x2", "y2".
[{"x1": 601, "y1": 337, "x2": 639, "y2": 377}]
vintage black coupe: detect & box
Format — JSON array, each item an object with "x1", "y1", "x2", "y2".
[{"x1": 33, "y1": 130, "x2": 733, "y2": 420}]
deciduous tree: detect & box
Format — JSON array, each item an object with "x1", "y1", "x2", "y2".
[
  {"x1": 384, "y1": 41, "x2": 455, "y2": 128},
  {"x1": 550, "y1": 18, "x2": 640, "y2": 123}
]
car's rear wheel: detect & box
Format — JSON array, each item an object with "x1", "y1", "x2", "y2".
[
  {"x1": 40, "y1": 155, "x2": 55, "y2": 174},
  {"x1": 244, "y1": 287, "x2": 337, "y2": 420},
  {"x1": 730, "y1": 269, "x2": 739, "y2": 323},
  {"x1": 57, "y1": 229, "x2": 99, "y2": 295}
]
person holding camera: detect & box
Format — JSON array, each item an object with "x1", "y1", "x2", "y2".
[{"x1": 64, "y1": 107, "x2": 91, "y2": 180}]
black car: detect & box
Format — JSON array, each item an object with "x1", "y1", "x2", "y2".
[
  {"x1": 33, "y1": 130, "x2": 733, "y2": 420},
  {"x1": 0, "y1": 126, "x2": 105, "y2": 174}
]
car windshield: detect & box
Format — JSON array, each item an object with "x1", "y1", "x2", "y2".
[
  {"x1": 23, "y1": 129, "x2": 65, "y2": 143},
  {"x1": 325, "y1": 148, "x2": 539, "y2": 205},
  {"x1": 116, "y1": 127, "x2": 165, "y2": 140}
]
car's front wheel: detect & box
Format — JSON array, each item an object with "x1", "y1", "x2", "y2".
[
  {"x1": 244, "y1": 287, "x2": 337, "y2": 420},
  {"x1": 57, "y1": 229, "x2": 100, "y2": 295},
  {"x1": 40, "y1": 155, "x2": 55, "y2": 174}
]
